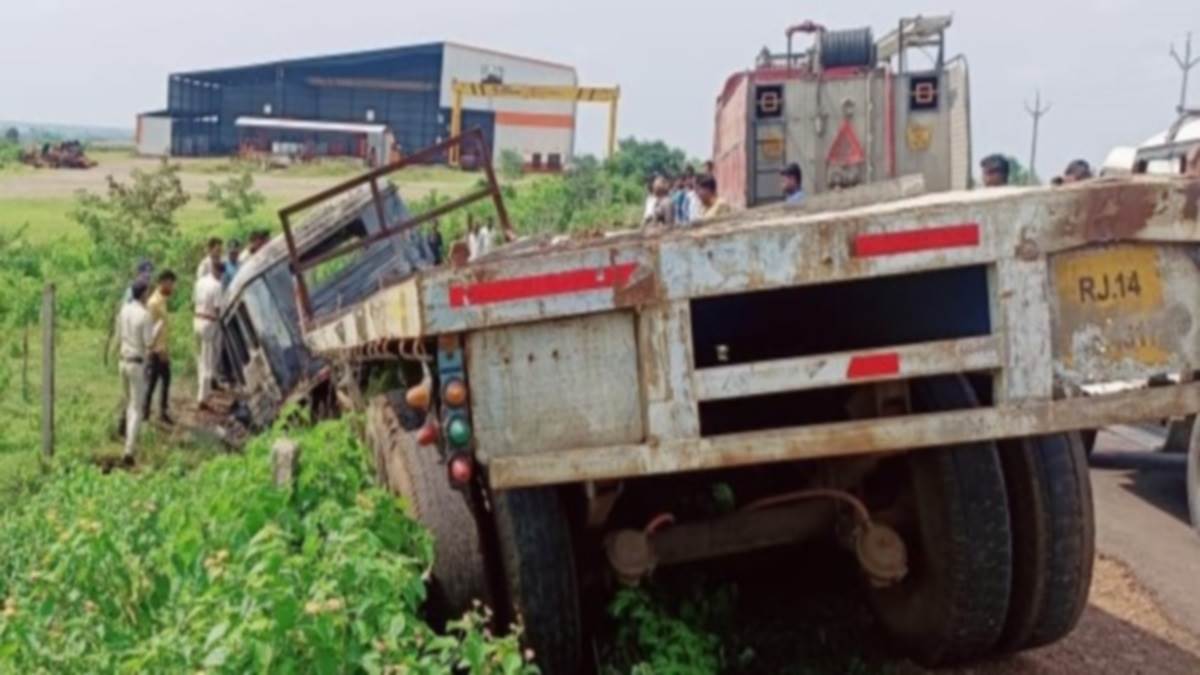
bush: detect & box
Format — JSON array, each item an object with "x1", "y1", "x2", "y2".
[
  {"x1": 498, "y1": 149, "x2": 525, "y2": 180},
  {"x1": 0, "y1": 418, "x2": 536, "y2": 674}
]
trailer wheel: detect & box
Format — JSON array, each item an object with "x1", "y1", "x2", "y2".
[
  {"x1": 1188, "y1": 420, "x2": 1200, "y2": 534},
  {"x1": 493, "y1": 487, "x2": 582, "y2": 675},
  {"x1": 365, "y1": 393, "x2": 492, "y2": 622},
  {"x1": 866, "y1": 375, "x2": 1012, "y2": 666},
  {"x1": 995, "y1": 433, "x2": 1094, "y2": 653}
]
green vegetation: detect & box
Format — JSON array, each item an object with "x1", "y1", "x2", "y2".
[{"x1": 0, "y1": 417, "x2": 534, "y2": 674}]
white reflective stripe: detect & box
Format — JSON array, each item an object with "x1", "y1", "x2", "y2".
[{"x1": 693, "y1": 335, "x2": 1002, "y2": 402}]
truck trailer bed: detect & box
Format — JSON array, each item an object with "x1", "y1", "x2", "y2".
[{"x1": 301, "y1": 176, "x2": 1200, "y2": 488}]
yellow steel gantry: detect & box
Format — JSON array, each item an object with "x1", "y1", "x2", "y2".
[{"x1": 448, "y1": 80, "x2": 620, "y2": 167}]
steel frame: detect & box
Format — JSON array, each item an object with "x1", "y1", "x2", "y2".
[{"x1": 277, "y1": 128, "x2": 510, "y2": 323}]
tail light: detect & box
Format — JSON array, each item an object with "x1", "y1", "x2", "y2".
[
  {"x1": 416, "y1": 419, "x2": 440, "y2": 446},
  {"x1": 448, "y1": 454, "x2": 474, "y2": 486}
]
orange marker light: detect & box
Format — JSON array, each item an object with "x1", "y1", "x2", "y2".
[
  {"x1": 443, "y1": 379, "x2": 468, "y2": 407},
  {"x1": 406, "y1": 379, "x2": 431, "y2": 411}
]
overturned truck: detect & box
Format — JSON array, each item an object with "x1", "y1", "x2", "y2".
[{"x1": 256, "y1": 131, "x2": 1200, "y2": 673}]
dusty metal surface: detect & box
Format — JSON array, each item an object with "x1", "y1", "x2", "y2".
[
  {"x1": 1050, "y1": 243, "x2": 1200, "y2": 386},
  {"x1": 466, "y1": 312, "x2": 643, "y2": 461},
  {"x1": 486, "y1": 381, "x2": 1200, "y2": 489},
  {"x1": 637, "y1": 301, "x2": 700, "y2": 442},
  {"x1": 993, "y1": 256, "x2": 1055, "y2": 401},
  {"x1": 304, "y1": 177, "x2": 1200, "y2": 353},
  {"x1": 693, "y1": 335, "x2": 1001, "y2": 401},
  {"x1": 306, "y1": 278, "x2": 424, "y2": 352}
]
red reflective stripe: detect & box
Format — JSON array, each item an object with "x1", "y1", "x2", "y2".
[
  {"x1": 846, "y1": 353, "x2": 901, "y2": 379},
  {"x1": 853, "y1": 223, "x2": 980, "y2": 258},
  {"x1": 449, "y1": 263, "x2": 637, "y2": 308}
]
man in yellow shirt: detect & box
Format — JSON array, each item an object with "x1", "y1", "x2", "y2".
[
  {"x1": 143, "y1": 270, "x2": 177, "y2": 425},
  {"x1": 695, "y1": 174, "x2": 733, "y2": 221}
]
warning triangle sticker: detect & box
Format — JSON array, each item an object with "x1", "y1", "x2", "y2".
[{"x1": 826, "y1": 118, "x2": 866, "y2": 166}]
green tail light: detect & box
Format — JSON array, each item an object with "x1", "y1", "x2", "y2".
[{"x1": 446, "y1": 416, "x2": 472, "y2": 447}]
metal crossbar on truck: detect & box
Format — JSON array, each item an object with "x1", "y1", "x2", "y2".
[{"x1": 277, "y1": 131, "x2": 1200, "y2": 673}]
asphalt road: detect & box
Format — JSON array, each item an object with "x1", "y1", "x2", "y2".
[{"x1": 1089, "y1": 426, "x2": 1200, "y2": 636}]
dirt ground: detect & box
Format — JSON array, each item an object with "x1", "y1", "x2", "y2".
[
  {"x1": 924, "y1": 555, "x2": 1200, "y2": 675},
  {"x1": 0, "y1": 154, "x2": 472, "y2": 203}
]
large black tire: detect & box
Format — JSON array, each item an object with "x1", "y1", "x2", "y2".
[
  {"x1": 867, "y1": 376, "x2": 1012, "y2": 666},
  {"x1": 1188, "y1": 420, "x2": 1200, "y2": 534},
  {"x1": 365, "y1": 393, "x2": 492, "y2": 622},
  {"x1": 492, "y1": 487, "x2": 582, "y2": 675},
  {"x1": 994, "y1": 433, "x2": 1094, "y2": 653}
]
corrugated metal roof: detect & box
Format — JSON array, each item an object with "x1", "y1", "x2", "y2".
[
  {"x1": 235, "y1": 116, "x2": 387, "y2": 134},
  {"x1": 173, "y1": 41, "x2": 574, "y2": 81},
  {"x1": 175, "y1": 42, "x2": 444, "y2": 81}
]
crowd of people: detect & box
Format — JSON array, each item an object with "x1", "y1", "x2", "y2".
[
  {"x1": 641, "y1": 161, "x2": 807, "y2": 229},
  {"x1": 114, "y1": 229, "x2": 270, "y2": 463}
]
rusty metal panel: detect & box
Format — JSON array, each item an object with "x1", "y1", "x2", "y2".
[
  {"x1": 638, "y1": 301, "x2": 699, "y2": 442},
  {"x1": 305, "y1": 278, "x2": 423, "y2": 352},
  {"x1": 487, "y1": 381, "x2": 1200, "y2": 488},
  {"x1": 694, "y1": 335, "x2": 1002, "y2": 402},
  {"x1": 423, "y1": 246, "x2": 658, "y2": 335},
  {"x1": 993, "y1": 258, "x2": 1054, "y2": 401},
  {"x1": 1050, "y1": 243, "x2": 1200, "y2": 386},
  {"x1": 467, "y1": 312, "x2": 644, "y2": 461}
]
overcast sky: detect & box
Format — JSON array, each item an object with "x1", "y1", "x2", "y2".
[{"x1": 2, "y1": 1, "x2": 1197, "y2": 177}]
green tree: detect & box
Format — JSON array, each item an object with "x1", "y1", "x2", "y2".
[
  {"x1": 605, "y1": 137, "x2": 690, "y2": 183},
  {"x1": 71, "y1": 160, "x2": 189, "y2": 329},
  {"x1": 3, "y1": 127, "x2": 18, "y2": 144},
  {"x1": 206, "y1": 169, "x2": 267, "y2": 232}
]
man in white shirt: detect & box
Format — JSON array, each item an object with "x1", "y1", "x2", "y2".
[
  {"x1": 115, "y1": 280, "x2": 158, "y2": 463},
  {"x1": 193, "y1": 261, "x2": 225, "y2": 410},
  {"x1": 195, "y1": 237, "x2": 223, "y2": 280}
]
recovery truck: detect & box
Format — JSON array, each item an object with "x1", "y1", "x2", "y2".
[
  {"x1": 255, "y1": 127, "x2": 1200, "y2": 673},
  {"x1": 714, "y1": 15, "x2": 971, "y2": 207}
]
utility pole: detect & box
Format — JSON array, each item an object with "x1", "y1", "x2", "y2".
[
  {"x1": 1170, "y1": 32, "x2": 1200, "y2": 113},
  {"x1": 1024, "y1": 90, "x2": 1052, "y2": 182}
]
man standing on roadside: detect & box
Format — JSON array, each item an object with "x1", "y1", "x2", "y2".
[
  {"x1": 223, "y1": 240, "x2": 241, "y2": 287},
  {"x1": 194, "y1": 261, "x2": 224, "y2": 411},
  {"x1": 980, "y1": 154, "x2": 1011, "y2": 187},
  {"x1": 143, "y1": 270, "x2": 176, "y2": 426},
  {"x1": 1062, "y1": 159, "x2": 1093, "y2": 183},
  {"x1": 695, "y1": 174, "x2": 733, "y2": 221},
  {"x1": 240, "y1": 230, "x2": 269, "y2": 263},
  {"x1": 116, "y1": 280, "x2": 156, "y2": 464},
  {"x1": 781, "y1": 163, "x2": 806, "y2": 205},
  {"x1": 196, "y1": 237, "x2": 223, "y2": 279}
]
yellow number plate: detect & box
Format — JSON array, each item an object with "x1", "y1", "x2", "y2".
[
  {"x1": 1053, "y1": 244, "x2": 1169, "y2": 367},
  {"x1": 1054, "y1": 245, "x2": 1163, "y2": 313}
]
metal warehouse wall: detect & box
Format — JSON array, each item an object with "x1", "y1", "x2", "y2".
[
  {"x1": 441, "y1": 43, "x2": 578, "y2": 164},
  {"x1": 166, "y1": 45, "x2": 450, "y2": 157}
]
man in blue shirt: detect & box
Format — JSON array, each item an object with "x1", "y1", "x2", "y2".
[
  {"x1": 222, "y1": 239, "x2": 240, "y2": 288},
  {"x1": 781, "y1": 163, "x2": 806, "y2": 205}
]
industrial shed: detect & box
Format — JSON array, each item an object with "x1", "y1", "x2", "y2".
[{"x1": 137, "y1": 42, "x2": 578, "y2": 167}]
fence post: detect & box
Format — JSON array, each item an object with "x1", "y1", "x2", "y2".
[{"x1": 41, "y1": 284, "x2": 55, "y2": 460}]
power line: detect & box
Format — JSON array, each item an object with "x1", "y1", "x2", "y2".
[
  {"x1": 1024, "y1": 89, "x2": 1052, "y2": 180},
  {"x1": 1170, "y1": 31, "x2": 1200, "y2": 113}
]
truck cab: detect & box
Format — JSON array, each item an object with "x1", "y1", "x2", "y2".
[{"x1": 218, "y1": 183, "x2": 434, "y2": 429}]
